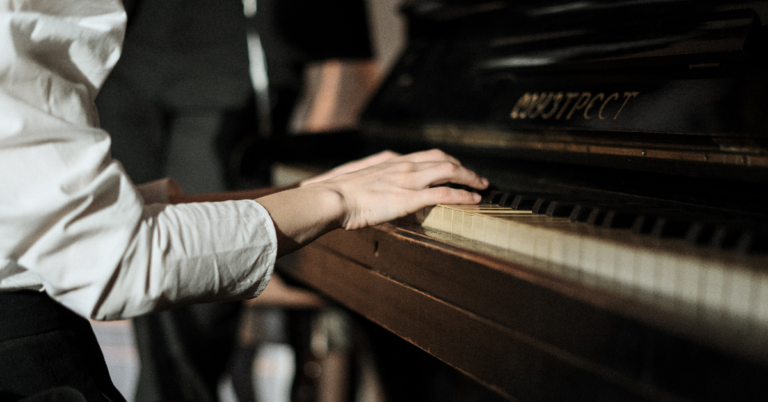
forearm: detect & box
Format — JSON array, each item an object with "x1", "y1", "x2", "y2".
[
  {"x1": 135, "y1": 178, "x2": 299, "y2": 205},
  {"x1": 104, "y1": 200, "x2": 276, "y2": 318},
  {"x1": 255, "y1": 184, "x2": 345, "y2": 257},
  {"x1": 135, "y1": 178, "x2": 320, "y2": 257},
  {"x1": 171, "y1": 184, "x2": 299, "y2": 204}
]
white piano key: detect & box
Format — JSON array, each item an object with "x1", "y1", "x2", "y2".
[
  {"x1": 728, "y1": 267, "x2": 754, "y2": 318},
  {"x1": 451, "y1": 207, "x2": 462, "y2": 237},
  {"x1": 562, "y1": 232, "x2": 582, "y2": 272},
  {"x1": 421, "y1": 207, "x2": 443, "y2": 232},
  {"x1": 505, "y1": 220, "x2": 525, "y2": 254},
  {"x1": 471, "y1": 214, "x2": 487, "y2": 243},
  {"x1": 436, "y1": 205, "x2": 449, "y2": 233},
  {"x1": 593, "y1": 237, "x2": 617, "y2": 280},
  {"x1": 613, "y1": 243, "x2": 637, "y2": 288},
  {"x1": 578, "y1": 236, "x2": 600, "y2": 276},
  {"x1": 449, "y1": 207, "x2": 460, "y2": 236},
  {"x1": 490, "y1": 216, "x2": 505, "y2": 247},
  {"x1": 496, "y1": 219, "x2": 514, "y2": 251},
  {"x1": 419, "y1": 204, "x2": 768, "y2": 325},
  {"x1": 546, "y1": 228, "x2": 567, "y2": 268},
  {"x1": 754, "y1": 273, "x2": 768, "y2": 323},
  {"x1": 512, "y1": 223, "x2": 537, "y2": 258},
  {"x1": 472, "y1": 213, "x2": 486, "y2": 242},
  {"x1": 633, "y1": 244, "x2": 658, "y2": 296},
  {"x1": 462, "y1": 210, "x2": 473, "y2": 238},
  {"x1": 532, "y1": 225, "x2": 552, "y2": 261},
  {"x1": 531, "y1": 221, "x2": 571, "y2": 275},
  {"x1": 701, "y1": 260, "x2": 726, "y2": 313},
  {"x1": 674, "y1": 255, "x2": 701, "y2": 306},
  {"x1": 655, "y1": 251, "x2": 678, "y2": 300},
  {"x1": 485, "y1": 216, "x2": 499, "y2": 247}
]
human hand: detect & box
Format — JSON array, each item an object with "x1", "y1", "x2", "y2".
[
  {"x1": 300, "y1": 150, "x2": 400, "y2": 186},
  {"x1": 257, "y1": 149, "x2": 487, "y2": 255},
  {"x1": 305, "y1": 149, "x2": 488, "y2": 230}
]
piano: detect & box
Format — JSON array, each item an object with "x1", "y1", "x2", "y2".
[{"x1": 276, "y1": 1, "x2": 768, "y2": 401}]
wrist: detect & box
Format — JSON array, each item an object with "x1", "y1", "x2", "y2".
[
  {"x1": 255, "y1": 184, "x2": 348, "y2": 256},
  {"x1": 300, "y1": 183, "x2": 347, "y2": 231}
]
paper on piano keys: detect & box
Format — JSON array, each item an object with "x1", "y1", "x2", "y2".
[{"x1": 417, "y1": 204, "x2": 768, "y2": 325}]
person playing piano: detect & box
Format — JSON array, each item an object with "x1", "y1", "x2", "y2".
[{"x1": 0, "y1": 0, "x2": 488, "y2": 400}]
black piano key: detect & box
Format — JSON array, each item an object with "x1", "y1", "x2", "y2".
[
  {"x1": 498, "y1": 193, "x2": 516, "y2": 207},
  {"x1": 709, "y1": 226, "x2": 741, "y2": 250},
  {"x1": 651, "y1": 217, "x2": 692, "y2": 238},
  {"x1": 531, "y1": 198, "x2": 551, "y2": 214},
  {"x1": 569, "y1": 205, "x2": 591, "y2": 222},
  {"x1": 570, "y1": 201, "x2": 643, "y2": 223},
  {"x1": 473, "y1": 182, "x2": 499, "y2": 204},
  {"x1": 478, "y1": 190, "x2": 496, "y2": 204},
  {"x1": 736, "y1": 230, "x2": 768, "y2": 255},
  {"x1": 586, "y1": 208, "x2": 609, "y2": 226},
  {"x1": 545, "y1": 201, "x2": 577, "y2": 217},
  {"x1": 601, "y1": 210, "x2": 640, "y2": 228},
  {"x1": 736, "y1": 230, "x2": 756, "y2": 255},
  {"x1": 632, "y1": 214, "x2": 656, "y2": 234},
  {"x1": 487, "y1": 191, "x2": 505, "y2": 205},
  {"x1": 511, "y1": 195, "x2": 539, "y2": 210},
  {"x1": 685, "y1": 221, "x2": 716, "y2": 245},
  {"x1": 548, "y1": 199, "x2": 613, "y2": 218}
]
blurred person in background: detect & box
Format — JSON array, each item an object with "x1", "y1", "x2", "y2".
[{"x1": 95, "y1": 0, "x2": 257, "y2": 400}]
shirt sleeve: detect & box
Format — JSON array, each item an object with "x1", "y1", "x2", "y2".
[{"x1": 0, "y1": 0, "x2": 277, "y2": 320}]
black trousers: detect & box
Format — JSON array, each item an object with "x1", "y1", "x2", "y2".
[{"x1": 0, "y1": 291, "x2": 125, "y2": 402}]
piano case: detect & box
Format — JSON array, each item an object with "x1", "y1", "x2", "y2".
[{"x1": 279, "y1": 1, "x2": 768, "y2": 401}]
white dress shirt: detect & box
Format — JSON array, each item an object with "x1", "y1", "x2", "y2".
[{"x1": 0, "y1": 0, "x2": 276, "y2": 320}]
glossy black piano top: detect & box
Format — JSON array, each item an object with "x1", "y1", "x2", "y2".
[{"x1": 361, "y1": 0, "x2": 768, "y2": 182}]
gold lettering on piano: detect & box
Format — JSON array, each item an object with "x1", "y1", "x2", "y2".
[
  {"x1": 510, "y1": 91, "x2": 639, "y2": 121},
  {"x1": 526, "y1": 92, "x2": 553, "y2": 119},
  {"x1": 598, "y1": 93, "x2": 619, "y2": 119},
  {"x1": 555, "y1": 92, "x2": 580, "y2": 120},
  {"x1": 510, "y1": 92, "x2": 551, "y2": 119},
  {"x1": 540, "y1": 92, "x2": 563, "y2": 120},
  {"x1": 510, "y1": 93, "x2": 532, "y2": 119},
  {"x1": 566, "y1": 92, "x2": 591, "y2": 120},
  {"x1": 584, "y1": 93, "x2": 604, "y2": 120},
  {"x1": 614, "y1": 91, "x2": 639, "y2": 120}
]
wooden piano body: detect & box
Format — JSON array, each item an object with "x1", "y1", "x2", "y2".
[{"x1": 278, "y1": 1, "x2": 768, "y2": 401}]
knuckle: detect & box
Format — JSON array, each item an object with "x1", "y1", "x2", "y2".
[
  {"x1": 440, "y1": 162, "x2": 459, "y2": 173},
  {"x1": 428, "y1": 148, "x2": 446, "y2": 158},
  {"x1": 392, "y1": 161, "x2": 417, "y2": 173},
  {"x1": 434, "y1": 186, "x2": 452, "y2": 198}
]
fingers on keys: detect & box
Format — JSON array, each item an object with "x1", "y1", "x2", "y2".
[{"x1": 401, "y1": 161, "x2": 487, "y2": 191}]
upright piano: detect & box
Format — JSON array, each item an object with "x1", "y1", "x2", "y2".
[{"x1": 277, "y1": 1, "x2": 768, "y2": 400}]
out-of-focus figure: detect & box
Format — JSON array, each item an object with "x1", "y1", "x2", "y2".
[{"x1": 95, "y1": 1, "x2": 255, "y2": 401}]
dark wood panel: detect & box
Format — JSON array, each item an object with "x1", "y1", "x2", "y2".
[
  {"x1": 280, "y1": 224, "x2": 768, "y2": 402},
  {"x1": 279, "y1": 243, "x2": 677, "y2": 402}
]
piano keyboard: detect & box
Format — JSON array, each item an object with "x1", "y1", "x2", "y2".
[{"x1": 417, "y1": 202, "x2": 768, "y2": 324}]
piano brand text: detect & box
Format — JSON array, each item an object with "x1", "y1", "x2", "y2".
[{"x1": 510, "y1": 91, "x2": 639, "y2": 121}]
